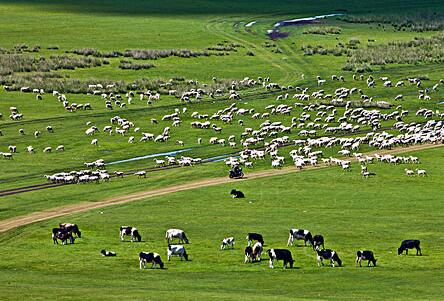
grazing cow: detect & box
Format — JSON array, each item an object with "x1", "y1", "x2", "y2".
[
  {"x1": 120, "y1": 226, "x2": 142, "y2": 242},
  {"x1": 139, "y1": 252, "x2": 164, "y2": 269},
  {"x1": 52, "y1": 228, "x2": 75, "y2": 245},
  {"x1": 244, "y1": 246, "x2": 253, "y2": 263},
  {"x1": 167, "y1": 244, "x2": 189, "y2": 261},
  {"x1": 398, "y1": 240, "x2": 422, "y2": 255},
  {"x1": 165, "y1": 229, "x2": 189, "y2": 244},
  {"x1": 245, "y1": 242, "x2": 263, "y2": 263},
  {"x1": 316, "y1": 248, "x2": 342, "y2": 267},
  {"x1": 59, "y1": 223, "x2": 81, "y2": 238},
  {"x1": 220, "y1": 237, "x2": 235, "y2": 250},
  {"x1": 356, "y1": 250, "x2": 377, "y2": 267},
  {"x1": 312, "y1": 235, "x2": 325, "y2": 250},
  {"x1": 101, "y1": 250, "x2": 116, "y2": 257},
  {"x1": 287, "y1": 229, "x2": 313, "y2": 246},
  {"x1": 267, "y1": 249, "x2": 294, "y2": 269},
  {"x1": 230, "y1": 189, "x2": 245, "y2": 198},
  {"x1": 246, "y1": 233, "x2": 264, "y2": 246}
]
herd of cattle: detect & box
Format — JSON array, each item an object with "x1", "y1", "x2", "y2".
[{"x1": 51, "y1": 223, "x2": 423, "y2": 270}]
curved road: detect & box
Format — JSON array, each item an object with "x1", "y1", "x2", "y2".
[{"x1": 0, "y1": 143, "x2": 441, "y2": 233}]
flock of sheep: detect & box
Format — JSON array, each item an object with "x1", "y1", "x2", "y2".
[{"x1": 1, "y1": 73, "x2": 442, "y2": 185}]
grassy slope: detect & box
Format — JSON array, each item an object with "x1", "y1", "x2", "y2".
[{"x1": 0, "y1": 147, "x2": 442, "y2": 300}]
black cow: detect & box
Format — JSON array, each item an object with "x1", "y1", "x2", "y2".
[
  {"x1": 316, "y1": 248, "x2": 342, "y2": 267},
  {"x1": 287, "y1": 229, "x2": 313, "y2": 246},
  {"x1": 245, "y1": 242, "x2": 263, "y2": 263},
  {"x1": 356, "y1": 250, "x2": 377, "y2": 267},
  {"x1": 398, "y1": 240, "x2": 422, "y2": 256},
  {"x1": 101, "y1": 250, "x2": 116, "y2": 257},
  {"x1": 313, "y1": 235, "x2": 325, "y2": 250},
  {"x1": 267, "y1": 249, "x2": 294, "y2": 269},
  {"x1": 246, "y1": 233, "x2": 264, "y2": 246},
  {"x1": 139, "y1": 252, "x2": 164, "y2": 269},
  {"x1": 230, "y1": 189, "x2": 245, "y2": 198},
  {"x1": 59, "y1": 223, "x2": 81, "y2": 238}
]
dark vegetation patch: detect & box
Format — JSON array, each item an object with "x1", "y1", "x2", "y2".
[
  {"x1": 302, "y1": 26, "x2": 341, "y2": 35},
  {"x1": 69, "y1": 48, "x2": 230, "y2": 60},
  {"x1": 344, "y1": 33, "x2": 444, "y2": 72},
  {"x1": 339, "y1": 13, "x2": 444, "y2": 32},
  {"x1": 118, "y1": 60, "x2": 155, "y2": 70},
  {"x1": 0, "y1": 54, "x2": 103, "y2": 76}
]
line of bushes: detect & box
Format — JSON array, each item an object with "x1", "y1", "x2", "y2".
[
  {"x1": 339, "y1": 13, "x2": 444, "y2": 32},
  {"x1": 302, "y1": 26, "x2": 341, "y2": 35}
]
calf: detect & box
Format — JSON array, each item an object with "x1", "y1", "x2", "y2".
[
  {"x1": 120, "y1": 226, "x2": 142, "y2": 242},
  {"x1": 313, "y1": 235, "x2": 325, "y2": 250},
  {"x1": 398, "y1": 240, "x2": 422, "y2": 255},
  {"x1": 356, "y1": 250, "x2": 377, "y2": 267},
  {"x1": 167, "y1": 244, "x2": 189, "y2": 261},
  {"x1": 246, "y1": 233, "x2": 264, "y2": 246},
  {"x1": 139, "y1": 252, "x2": 164, "y2": 269},
  {"x1": 316, "y1": 248, "x2": 342, "y2": 267},
  {"x1": 230, "y1": 189, "x2": 245, "y2": 198},
  {"x1": 267, "y1": 248, "x2": 294, "y2": 269},
  {"x1": 101, "y1": 250, "x2": 116, "y2": 257},
  {"x1": 220, "y1": 237, "x2": 235, "y2": 250},
  {"x1": 287, "y1": 229, "x2": 313, "y2": 246}
]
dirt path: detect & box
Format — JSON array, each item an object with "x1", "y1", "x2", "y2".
[{"x1": 0, "y1": 143, "x2": 441, "y2": 233}]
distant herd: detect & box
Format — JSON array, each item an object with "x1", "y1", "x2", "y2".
[{"x1": 52, "y1": 223, "x2": 423, "y2": 270}]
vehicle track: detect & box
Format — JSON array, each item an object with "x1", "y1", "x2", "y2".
[{"x1": 0, "y1": 143, "x2": 441, "y2": 233}]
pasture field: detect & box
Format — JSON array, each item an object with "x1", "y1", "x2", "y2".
[
  {"x1": 0, "y1": 0, "x2": 444, "y2": 300},
  {"x1": 0, "y1": 146, "x2": 443, "y2": 300}
]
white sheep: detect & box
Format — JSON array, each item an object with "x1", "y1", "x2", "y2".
[
  {"x1": 91, "y1": 139, "x2": 98, "y2": 146},
  {"x1": 416, "y1": 169, "x2": 427, "y2": 176}
]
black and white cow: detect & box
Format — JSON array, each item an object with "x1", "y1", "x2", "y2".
[
  {"x1": 245, "y1": 242, "x2": 263, "y2": 262},
  {"x1": 220, "y1": 237, "x2": 235, "y2": 250},
  {"x1": 120, "y1": 226, "x2": 142, "y2": 242},
  {"x1": 246, "y1": 233, "x2": 264, "y2": 246},
  {"x1": 230, "y1": 189, "x2": 245, "y2": 198},
  {"x1": 287, "y1": 229, "x2": 313, "y2": 246},
  {"x1": 356, "y1": 250, "x2": 377, "y2": 267},
  {"x1": 313, "y1": 235, "x2": 325, "y2": 250},
  {"x1": 101, "y1": 250, "x2": 116, "y2": 257},
  {"x1": 165, "y1": 229, "x2": 189, "y2": 244},
  {"x1": 316, "y1": 248, "x2": 342, "y2": 267},
  {"x1": 167, "y1": 244, "x2": 189, "y2": 261},
  {"x1": 398, "y1": 240, "x2": 422, "y2": 256},
  {"x1": 267, "y1": 248, "x2": 294, "y2": 269},
  {"x1": 59, "y1": 223, "x2": 81, "y2": 238},
  {"x1": 139, "y1": 252, "x2": 164, "y2": 269},
  {"x1": 52, "y1": 228, "x2": 75, "y2": 245}
]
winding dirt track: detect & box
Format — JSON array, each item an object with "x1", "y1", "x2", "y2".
[{"x1": 0, "y1": 143, "x2": 441, "y2": 233}]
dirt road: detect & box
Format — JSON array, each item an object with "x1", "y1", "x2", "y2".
[{"x1": 0, "y1": 143, "x2": 441, "y2": 233}]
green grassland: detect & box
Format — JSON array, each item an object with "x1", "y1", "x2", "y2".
[
  {"x1": 0, "y1": 0, "x2": 443, "y2": 299},
  {"x1": 0, "y1": 146, "x2": 443, "y2": 300}
]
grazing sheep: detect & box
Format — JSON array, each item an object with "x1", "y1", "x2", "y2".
[
  {"x1": 404, "y1": 169, "x2": 414, "y2": 176},
  {"x1": 134, "y1": 171, "x2": 146, "y2": 178},
  {"x1": 416, "y1": 169, "x2": 427, "y2": 176}
]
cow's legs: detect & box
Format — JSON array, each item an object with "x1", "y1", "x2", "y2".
[{"x1": 269, "y1": 259, "x2": 274, "y2": 268}]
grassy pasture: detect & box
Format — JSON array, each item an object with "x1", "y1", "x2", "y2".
[
  {"x1": 0, "y1": 0, "x2": 443, "y2": 299},
  {"x1": 0, "y1": 147, "x2": 443, "y2": 300}
]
